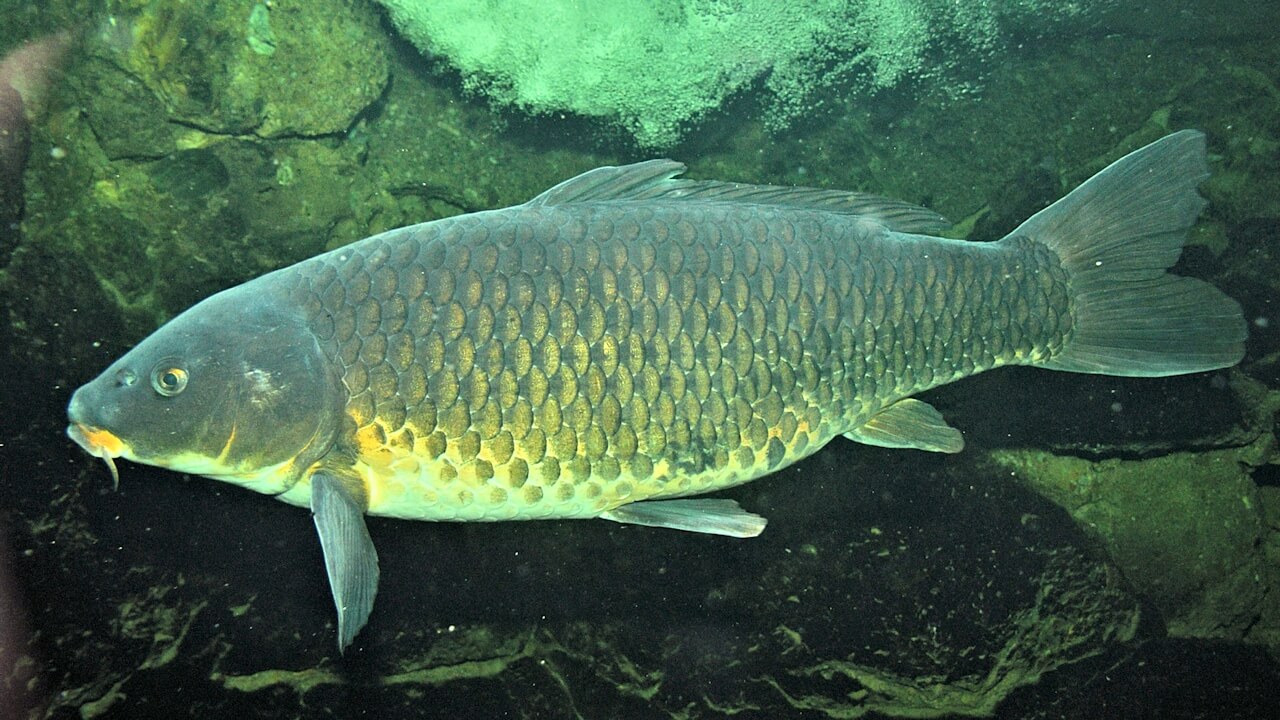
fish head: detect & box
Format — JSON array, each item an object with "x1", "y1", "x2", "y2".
[{"x1": 66, "y1": 283, "x2": 345, "y2": 494}]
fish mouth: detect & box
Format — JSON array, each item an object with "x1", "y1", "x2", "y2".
[{"x1": 66, "y1": 423, "x2": 125, "y2": 490}]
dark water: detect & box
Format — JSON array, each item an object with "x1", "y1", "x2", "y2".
[{"x1": 2, "y1": 1, "x2": 1279, "y2": 718}]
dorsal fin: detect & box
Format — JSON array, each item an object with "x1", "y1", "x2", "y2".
[
  {"x1": 527, "y1": 160, "x2": 950, "y2": 234},
  {"x1": 527, "y1": 160, "x2": 688, "y2": 206}
]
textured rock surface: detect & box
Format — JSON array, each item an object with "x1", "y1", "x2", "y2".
[
  {"x1": 991, "y1": 441, "x2": 1273, "y2": 642},
  {"x1": 99, "y1": 0, "x2": 389, "y2": 138}
]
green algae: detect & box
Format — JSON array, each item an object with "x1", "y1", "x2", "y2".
[{"x1": 991, "y1": 441, "x2": 1271, "y2": 640}]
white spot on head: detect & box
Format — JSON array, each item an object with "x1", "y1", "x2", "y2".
[{"x1": 244, "y1": 367, "x2": 282, "y2": 407}]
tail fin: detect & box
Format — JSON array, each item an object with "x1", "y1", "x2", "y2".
[{"x1": 1008, "y1": 130, "x2": 1246, "y2": 377}]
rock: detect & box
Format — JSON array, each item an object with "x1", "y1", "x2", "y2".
[
  {"x1": 90, "y1": 0, "x2": 388, "y2": 139},
  {"x1": 990, "y1": 441, "x2": 1273, "y2": 642}
]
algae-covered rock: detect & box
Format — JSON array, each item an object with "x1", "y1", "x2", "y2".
[
  {"x1": 18, "y1": 131, "x2": 375, "y2": 333},
  {"x1": 8, "y1": 0, "x2": 393, "y2": 339},
  {"x1": 991, "y1": 442, "x2": 1272, "y2": 641},
  {"x1": 375, "y1": 0, "x2": 1104, "y2": 149},
  {"x1": 99, "y1": 0, "x2": 388, "y2": 139}
]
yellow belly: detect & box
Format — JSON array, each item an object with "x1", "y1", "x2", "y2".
[
  {"x1": 298, "y1": 397, "x2": 834, "y2": 520},
  {"x1": 354, "y1": 452, "x2": 756, "y2": 522}
]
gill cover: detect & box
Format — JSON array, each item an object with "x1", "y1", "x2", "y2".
[{"x1": 67, "y1": 279, "x2": 345, "y2": 489}]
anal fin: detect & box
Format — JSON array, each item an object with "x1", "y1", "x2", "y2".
[
  {"x1": 843, "y1": 398, "x2": 964, "y2": 453},
  {"x1": 601, "y1": 498, "x2": 766, "y2": 538},
  {"x1": 311, "y1": 473, "x2": 380, "y2": 653}
]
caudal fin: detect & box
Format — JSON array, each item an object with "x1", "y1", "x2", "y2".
[{"x1": 1007, "y1": 130, "x2": 1245, "y2": 377}]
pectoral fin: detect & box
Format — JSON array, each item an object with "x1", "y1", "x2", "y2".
[
  {"x1": 843, "y1": 398, "x2": 964, "y2": 453},
  {"x1": 311, "y1": 473, "x2": 380, "y2": 652},
  {"x1": 601, "y1": 498, "x2": 767, "y2": 537}
]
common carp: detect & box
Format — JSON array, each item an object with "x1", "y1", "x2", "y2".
[{"x1": 67, "y1": 131, "x2": 1245, "y2": 650}]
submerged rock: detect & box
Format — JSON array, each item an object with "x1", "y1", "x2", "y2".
[{"x1": 991, "y1": 437, "x2": 1275, "y2": 645}]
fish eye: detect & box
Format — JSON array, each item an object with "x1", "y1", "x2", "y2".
[{"x1": 150, "y1": 365, "x2": 189, "y2": 396}]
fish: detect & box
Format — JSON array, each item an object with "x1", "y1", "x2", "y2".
[{"x1": 66, "y1": 130, "x2": 1246, "y2": 651}]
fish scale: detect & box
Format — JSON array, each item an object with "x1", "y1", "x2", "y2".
[
  {"x1": 67, "y1": 132, "x2": 1246, "y2": 649},
  {"x1": 277, "y1": 201, "x2": 1070, "y2": 523}
]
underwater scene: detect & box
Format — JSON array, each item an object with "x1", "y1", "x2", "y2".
[{"x1": 2, "y1": 0, "x2": 1279, "y2": 718}]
